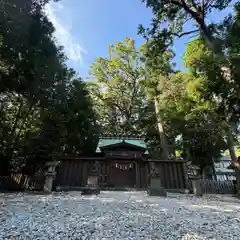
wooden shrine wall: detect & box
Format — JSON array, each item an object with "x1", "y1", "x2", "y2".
[
  {"x1": 54, "y1": 158, "x2": 187, "y2": 191},
  {"x1": 153, "y1": 160, "x2": 187, "y2": 190},
  {"x1": 54, "y1": 159, "x2": 90, "y2": 188},
  {"x1": 55, "y1": 158, "x2": 148, "y2": 189}
]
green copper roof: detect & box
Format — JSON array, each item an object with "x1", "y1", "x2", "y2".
[{"x1": 96, "y1": 136, "x2": 148, "y2": 153}]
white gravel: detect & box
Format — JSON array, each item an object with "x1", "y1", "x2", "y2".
[{"x1": 0, "y1": 191, "x2": 240, "y2": 240}]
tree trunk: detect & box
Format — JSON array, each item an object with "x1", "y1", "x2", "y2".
[
  {"x1": 209, "y1": 155, "x2": 217, "y2": 180},
  {"x1": 154, "y1": 97, "x2": 169, "y2": 160},
  {"x1": 200, "y1": 26, "x2": 238, "y2": 162},
  {"x1": 200, "y1": 28, "x2": 218, "y2": 56},
  {"x1": 227, "y1": 130, "x2": 237, "y2": 161}
]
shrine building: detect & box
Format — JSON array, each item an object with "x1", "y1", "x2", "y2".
[{"x1": 54, "y1": 136, "x2": 187, "y2": 191}]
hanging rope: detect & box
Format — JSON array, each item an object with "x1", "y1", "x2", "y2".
[{"x1": 114, "y1": 163, "x2": 133, "y2": 170}]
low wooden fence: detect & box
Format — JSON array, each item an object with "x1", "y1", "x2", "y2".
[
  {"x1": 154, "y1": 160, "x2": 188, "y2": 190},
  {"x1": 0, "y1": 173, "x2": 45, "y2": 191},
  {"x1": 189, "y1": 179, "x2": 235, "y2": 194}
]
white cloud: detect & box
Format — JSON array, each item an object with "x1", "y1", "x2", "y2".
[{"x1": 45, "y1": 2, "x2": 86, "y2": 62}]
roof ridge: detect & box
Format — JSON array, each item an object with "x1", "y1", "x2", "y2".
[
  {"x1": 99, "y1": 135, "x2": 145, "y2": 140},
  {"x1": 96, "y1": 136, "x2": 148, "y2": 153}
]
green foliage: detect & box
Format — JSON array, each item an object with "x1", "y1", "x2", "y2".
[
  {"x1": 1, "y1": 0, "x2": 238, "y2": 175},
  {"x1": 88, "y1": 38, "x2": 167, "y2": 156},
  {"x1": 156, "y1": 70, "x2": 228, "y2": 169},
  {"x1": 0, "y1": 0, "x2": 98, "y2": 174},
  {"x1": 139, "y1": 1, "x2": 240, "y2": 119},
  {"x1": 88, "y1": 37, "x2": 149, "y2": 136},
  {"x1": 141, "y1": 43, "x2": 176, "y2": 158},
  {"x1": 139, "y1": 0, "x2": 240, "y2": 165},
  {"x1": 88, "y1": 35, "x2": 230, "y2": 165},
  {"x1": 139, "y1": 0, "x2": 233, "y2": 55},
  {"x1": 142, "y1": 40, "x2": 229, "y2": 166}
]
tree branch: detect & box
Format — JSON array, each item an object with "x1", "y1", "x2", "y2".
[
  {"x1": 180, "y1": 0, "x2": 199, "y2": 18},
  {"x1": 201, "y1": 0, "x2": 206, "y2": 12},
  {"x1": 205, "y1": 0, "x2": 215, "y2": 10},
  {"x1": 170, "y1": 0, "x2": 183, "y2": 7},
  {"x1": 173, "y1": 29, "x2": 199, "y2": 38},
  {"x1": 190, "y1": 0, "x2": 199, "y2": 11},
  {"x1": 170, "y1": 0, "x2": 204, "y2": 28}
]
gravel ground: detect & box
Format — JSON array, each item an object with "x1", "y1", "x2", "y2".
[{"x1": 0, "y1": 191, "x2": 240, "y2": 240}]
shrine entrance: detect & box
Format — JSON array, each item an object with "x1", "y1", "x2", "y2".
[
  {"x1": 109, "y1": 161, "x2": 136, "y2": 188},
  {"x1": 97, "y1": 137, "x2": 147, "y2": 189},
  {"x1": 55, "y1": 136, "x2": 188, "y2": 191}
]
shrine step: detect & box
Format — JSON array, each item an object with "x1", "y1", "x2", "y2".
[
  {"x1": 81, "y1": 187, "x2": 100, "y2": 195},
  {"x1": 148, "y1": 188, "x2": 167, "y2": 197}
]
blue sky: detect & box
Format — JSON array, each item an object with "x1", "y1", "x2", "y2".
[{"x1": 46, "y1": 0, "x2": 234, "y2": 79}]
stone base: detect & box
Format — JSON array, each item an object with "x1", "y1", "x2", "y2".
[
  {"x1": 81, "y1": 187, "x2": 100, "y2": 195},
  {"x1": 192, "y1": 179, "x2": 203, "y2": 197},
  {"x1": 148, "y1": 187, "x2": 167, "y2": 197},
  {"x1": 43, "y1": 174, "x2": 55, "y2": 194},
  {"x1": 236, "y1": 190, "x2": 240, "y2": 199}
]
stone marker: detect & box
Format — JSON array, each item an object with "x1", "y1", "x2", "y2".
[
  {"x1": 43, "y1": 161, "x2": 60, "y2": 193},
  {"x1": 148, "y1": 162, "x2": 167, "y2": 197},
  {"x1": 148, "y1": 174, "x2": 167, "y2": 197},
  {"x1": 82, "y1": 170, "x2": 100, "y2": 195}
]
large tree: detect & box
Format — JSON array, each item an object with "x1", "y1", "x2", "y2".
[
  {"x1": 0, "y1": 0, "x2": 98, "y2": 174},
  {"x1": 24, "y1": 76, "x2": 98, "y2": 174},
  {"x1": 142, "y1": 44, "x2": 176, "y2": 159},
  {"x1": 89, "y1": 38, "x2": 178, "y2": 159},
  {"x1": 155, "y1": 70, "x2": 228, "y2": 175},
  {"x1": 184, "y1": 37, "x2": 240, "y2": 161},
  {"x1": 139, "y1": 0, "x2": 240, "y2": 161},
  {"x1": 88, "y1": 37, "x2": 148, "y2": 136}
]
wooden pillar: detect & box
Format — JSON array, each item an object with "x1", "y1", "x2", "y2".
[
  {"x1": 135, "y1": 161, "x2": 140, "y2": 189},
  {"x1": 183, "y1": 162, "x2": 189, "y2": 190},
  {"x1": 145, "y1": 162, "x2": 149, "y2": 188},
  {"x1": 106, "y1": 161, "x2": 110, "y2": 186},
  {"x1": 82, "y1": 161, "x2": 88, "y2": 186},
  {"x1": 95, "y1": 160, "x2": 100, "y2": 179},
  {"x1": 108, "y1": 161, "x2": 115, "y2": 187}
]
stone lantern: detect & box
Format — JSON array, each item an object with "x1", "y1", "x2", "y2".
[
  {"x1": 82, "y1": 170, "x2": 100, "y2": 195},
  {"x1": 187, "y1": 164, "x2": 203, "y2": 197},
  {"x1": 43, "y1": 161, "x2": 60, "y2": 193}
]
